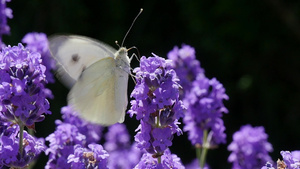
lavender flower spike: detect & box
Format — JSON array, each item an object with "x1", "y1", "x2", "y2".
[
  {"x1": 128, "y1": 54, "x2": 185, "y2": 160},
  {"x1": 167, "y1": 44, "x2": 204, "y2": 98},
  {"x1": 22, "y1": 32, "x2": 56, "y2": 84},
  {"x1": 0, "y1": 0, "x2": 12, "y2": 42},
  {"x1": 228, "y1": 125, "x2": 273, "y2": 169},
  {"x1": 183, "y1": 75, "x2": 229, "y2": 146},
  {"x1": 0, "y1": 44, "x2": 51, "y2": 128}
]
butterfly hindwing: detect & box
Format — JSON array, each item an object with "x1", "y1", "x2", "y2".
[{"x1": 68, "y1": 57, "x2": 127, "y2": 125}]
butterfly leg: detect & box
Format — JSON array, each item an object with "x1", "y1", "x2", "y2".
[{"x1": 128, "y1": 47, "x2": 140, "y2": 62}]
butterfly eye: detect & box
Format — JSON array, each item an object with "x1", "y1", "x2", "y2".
[{"x1": 71, "y1": 54, "x2": 80, "y2": 63}]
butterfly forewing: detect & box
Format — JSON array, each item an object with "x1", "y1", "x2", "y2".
[
  {"x1": 49, "y1": 35, "x2": 130, "y2": 126},
  {"x1": 49, "y1": 35, "x2": 116, "y2": 88}
]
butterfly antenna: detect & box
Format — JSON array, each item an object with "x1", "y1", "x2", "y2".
[
  {"x1": 121, "y1": 8, "x2": 143, "y2": 47},
  {"x1": 115, "y1": 40, "x2": 121, "y2": 48}
]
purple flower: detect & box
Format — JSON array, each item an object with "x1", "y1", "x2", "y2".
[
  {"x1": 183, "y1": 74, "x2": 228, "y2": 146},
  {"x1": 228, "y1": 125, "x2": 273, "y2": 169},
  {"x1": 0, "y1": 0, "x2": 12, "y2": 42},
  {"x1": 104, "y1": 123, "x2": 142, "y2": 169},
  {"x1": 45, "y1": 106, "x2": 104, "y2": 168},
  {"x1": 67, "y1": 144, "x2": 109, "y2": 169},
  {"x1": 291, "y1": 151, "x2": 300, "y2": 159},
  {"x1": 167, "y1": 44, "x2": 204, "y2": 98},
  {"x1": 0, "y1": 44, "x2": 51, "y2": 127},
  {"x1": 134, "y1": 121, "x2": 152, "y2": 152},
  {"x1": 279, "y1": 150, "x2": 300, "y2": 168},
  {"x1": 134, "y1": 149, "x2": 185, "y2": 169},
  {"x1": 22, "y1": 32, "x2": 56, "y2": 84},
  {"x1": 108, "y1": 144, "x2": 142, "y2": 169},
  {"x1": 128, "y1": 54, "x2": 185, "y2": 156},
  {"x1": 45, "y1": 122, "x2": 86, "y2": 169},
  {"x1": 168, "y1": 44, "x2": 228, "y2": 148},
  {"x1": 152, "y1": 127, "x2": 173, "y2": 152},
  {"x1": 0, "y1": 122, "x2": 46, "y2": 168},
  {"x1": 104, "y1": 123, "x2": 131, "y2": 151},
  {"x1": 60, "y1": 106, "x2": 103, "y2": 144}
]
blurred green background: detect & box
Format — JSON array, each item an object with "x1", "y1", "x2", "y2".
[{"x1": 3, "y1": 0, "x2": 300, "y2": 168}]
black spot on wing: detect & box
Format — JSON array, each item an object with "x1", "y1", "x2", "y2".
[
  {"x1": 70, "y1": 53, "x2": 86, "y2": 80},
  {"x1": 71, "y1": 54, "x2": 80, "y2": 63}
]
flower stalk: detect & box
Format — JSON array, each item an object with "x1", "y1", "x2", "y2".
[
  {"x1": 200, "y1": 130, "x2": 208, "y2": 169},
  {"x1": 156, "y1": 114, "x2": 162, "y2": 163},
  {"x1": 18, "y1": 123, "x2": 24, "y2": 158}
]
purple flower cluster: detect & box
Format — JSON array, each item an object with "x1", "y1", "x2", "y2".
[
  {"x1": 134, "y1": 149, "x2": 184, "y2": 169},
  {"x1": 167, "y1": 44, "x2": 228, "y2": 147},
  {"x1": 290, "y1": 151, "x2": 300, "y2": 160},
  {"x1": 278, "y1": 151, "x2": 300, "y2": 169},
  {"x1": 228, "y1": 125, "x2": 273, "y2": 169},
  {"x1": 261, "y1": 150, "x2": 300, "y2": 169},
  {"x1": 0, "y1": 122, "x2": 46, "y2": 168},
  {"x1": 67, "y1": 144, "x2": 109, "y2": 169},
  {"x1": 0, "y1": 44, "x2": 51, "y2": 128},
  {"x1": 128, "y1": 54, "x2": 185, "y2": 156},
  {"x1": 104, "y1": 123, "x2": 131, "y2": 152},
  {"x1": 45, "y1": 122, "x2": 86, "y2": 168},
  {"x1": 22, "y1": 32, "x2": 56, "y2": 84},
  {"x1": 45, "y1": 106, "x2": 105, "y2": 168},
  {"x1": 60, "y1": 106, "x2": 103, "y2": 144},
  {"x1": 167, "y1": 44, "x2": 204, "y2": 98},
  {"x1": 183, "y1": 75, "x2": 229, "y2": 146},
  {"x1": 167, "y1": 44, "x2": 228, "y2": 168},
  {"x1": 0, "y1": 0, "x2": 12, "y2": 42},
  {"x1": 104, "y1": 123, "x2": 142, "y2": 169}
]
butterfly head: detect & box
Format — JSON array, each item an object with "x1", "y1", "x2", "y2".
[
  {"x1": 115, "y1": 47, "x2": 128, "y2": 59},
  {"x1": 114, "y1": 47, "x2": 130, "y2": 74}
]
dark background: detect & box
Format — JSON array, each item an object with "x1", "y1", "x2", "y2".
[{"x1": 3, "y1": 0, "x2": 300, "y2": 168}]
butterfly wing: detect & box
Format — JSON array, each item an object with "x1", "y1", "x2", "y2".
[
  {"x1": 68, "y1": 57, "x2": 128, "y2": 125},
  {"x1": 49, "y1": 35, "x2": 117, "y2": 88}
]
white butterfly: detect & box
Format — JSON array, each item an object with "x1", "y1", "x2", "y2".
[{"x1": 49, "y1": 35, "x2": 131, "y2": 125}]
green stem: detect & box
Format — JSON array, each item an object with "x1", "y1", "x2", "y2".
[
  {"x1": 158, "y1": 156, "x2": 161, "y2": 164},
  {"x1": 19, "y1": 123, "x2": 24, "y2": 158},
  {"x1": 28, "y1": 126, "x2": 35, "y2": 169},
  {"x1": 196, "y1": 144, "x2": 202, "y2": 166},
  {"x1": 200, "y1": 130, "x2": 208, "y2": 168},
  {"x1": 156, "y1": 115, "x2": 162, "y2": 163}
]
